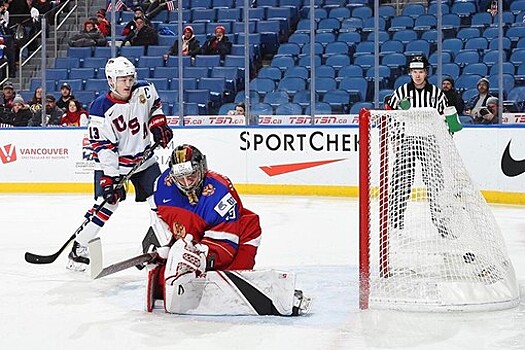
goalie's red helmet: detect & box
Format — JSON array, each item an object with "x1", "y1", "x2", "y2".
[
  {"x1": 169, "y1": 144, "x2": 208, "y2": 204},
  {"x1": 408, "y1": 55, "x2": 429, "y2": 71}
]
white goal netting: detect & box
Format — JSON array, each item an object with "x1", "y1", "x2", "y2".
[{"x1": 359, "y1": 108, "x2": 519, "y2": 312}]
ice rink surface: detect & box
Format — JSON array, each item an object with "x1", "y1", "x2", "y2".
[{"x1": 1, "y1": 194, "x2": 524, "y2": 350}]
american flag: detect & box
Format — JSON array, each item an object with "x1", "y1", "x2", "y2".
[
  {"x1": 106, "y1": 0, "x2": 125, "y2": 12},
  {"x1": 166, "y1": 1, "x2": 176, "y2": 12}
]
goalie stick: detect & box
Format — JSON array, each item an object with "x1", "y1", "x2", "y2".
[
  {"x1": 24, "y1": 140, "x2": 161, "y2": 265},
  {"x1": 88, "y1": 237, "x2": 158, "y2": 279}
]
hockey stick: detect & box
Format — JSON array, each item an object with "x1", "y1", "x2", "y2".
[
  {"x1": 88, "y1": 237, "x2": 158, "y2": 279},
  {"x1": 24, "y1": 141, "x2": 161, "y2": 264}
]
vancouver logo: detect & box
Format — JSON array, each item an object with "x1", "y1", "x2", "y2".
[
  {"x1": 501, "y1": 140, "x2": 525, "y2": 177},
  {"x1": 0, "y1": 144, "x2": 17, "y2": 164}
]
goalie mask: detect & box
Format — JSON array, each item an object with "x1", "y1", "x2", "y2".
[
  {"x1": 105, "y1": 56, "x2": 136, "y2": 97},
  {"x1": 169, "y1": 144, "x2": 208, "y2": 205}
]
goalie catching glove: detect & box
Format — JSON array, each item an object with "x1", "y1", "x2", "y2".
[
  {"x1": 148, "y1": 115, "x2": 173, "y2": 148},
  {"x1": 100, "y1": 175, "x2": 126, "y2": 205}
]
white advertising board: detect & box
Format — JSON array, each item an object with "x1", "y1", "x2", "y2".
[{"x1": 0, "y1": 126, "x2": 524, "y2": 201}]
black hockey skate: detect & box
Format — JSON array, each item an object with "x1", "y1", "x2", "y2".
[{"x1": 67, "y1": 241, "x2": 90, "y2": 271}]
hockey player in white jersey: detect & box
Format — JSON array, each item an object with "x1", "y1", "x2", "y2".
[{"x1": 67, "y1": 56, "x2": 173, "y2": 271}]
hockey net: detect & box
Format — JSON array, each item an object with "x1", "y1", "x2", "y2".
[{"x1": 358, "y1": 107, "x2": 519, "y2": 312}]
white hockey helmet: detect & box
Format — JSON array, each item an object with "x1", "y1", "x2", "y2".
[{"x1": 105, "y1": 56, "x2": 136, "y2": 92}]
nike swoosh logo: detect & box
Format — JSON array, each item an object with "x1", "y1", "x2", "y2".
[
  {"x1": 260, "y1": 159, "x2": 346, "y2": 177},
  {"x1": 162, "y1": 198, "x2": 172, "y2": 203},
  {"x1": 501, "y1": 140, "x2": 525, "y2": 177}
]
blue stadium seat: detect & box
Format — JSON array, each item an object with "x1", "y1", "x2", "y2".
[
  {"x1": 338, "y1": 77, "x2": 367, "y2": 102},
  {"x1": 165, "y1": 56, "x2": 192, "y2": 67},
  {"x1": 232, "y1": 21, "x2": 256, "y2": 34},
  {"x1": 277, "y1": 77, "x2": 307, "y2": 95},
  {"x1": 250, "y1": 78, "x2": 276, "y2": 97},
  {"x1": 455, "y1": 74, "x2": 482, "y2": 92},
  {"x1": 405, "y1": 40, "x2": 430, "y2": 58},
  {"x1": 492, "y1": 11, "x2": 515, "y2": 27},
  {"x1": 428, "y1": 3, "x2": 450, "y2": 15},
  {"x1": 68, "y1": 47, "x2": 93, "y2": 59},
  {"x1": 305, "y1": 102, "x2": 332, "y2": 115},
  {"x1": 275, "y1": 102, "x2": 303, "y2": 115},
  {"x1": 192, "y1": 0, "x2": 212, "y2": 9},
  {"x1": 69, "y1": 68, "x2": 96, "y2": 81},
  {"x1": 235, "y1": 90, "x2": 261, "y2": 104},
  {"x1": 258, "y1": 67, "x2": 282, "y2": 81},
  {"x1": 464, "y1": 37, "x2": 488, "y2": 51},
  {"x1": 317, "y1": 18, "x2": 341, "y2": 33},
  {"x1": 382, "y1": 53, "x2": 406, "y2": 76},
  {"x1": 328, "y1": 7, "x2": 351, "y2": 21},
  {"x1": 455, "y1": 50, "x2": 480, "y2": 67},
  {"x1": 92, "y1": 46, "x2": 113, "y2": 59},
  {"x1": 192, "y1": 9, "x2": 216, "y2": 22},
  {"x1": 170, "y1": 78, "x2": 198, "y2": 91},
  {"x1": 462, "y1": 62, "x2": 488, "y2": 76},
  {"x1": 289, "y1": 33, "x2": 310, "y2": 46},
  {"x1": 314, "y1": 77, "x2": 337, "y2": 96},
  {"x1": 74, "y1": 90, "x2": 97, "y2": 107},
  {"x1": 297, "y1": 54, "x2": 322, "y2": 68},
  {"x1": 300, "y1": 42, "x2": 323, "y2": 56},
  {"x1": 488, "y1": 37, "x2": 511, "y2": 52},
  {"x1": 355, "y1": 41, "x2": 374, "y2": 56},
  {"x1": 218, "y1": 103, "x2": 236, "y2": 115},
  {"x1": 341, "y1": 18, "x2": 364, "y2": 32},
  {"x1": 337, "y1": 65, "x2": 363, "y2": 80},
  {"x1": 451, "y1": 1, "x2": 476, "y2": 18},
  {"x1": 441, "y1": 63, "x2": 461, "y2": 79},
  {"x1": 119, "y1": 46, "x2": 145, "y2": 62},
  {"x1": 442, "y1": 38, "x2": 463, "y2": 58},
  {"x1": 413, "y1": 14, "x2": 437, "y2": 32},
  {"x1": 277, "y1": 43, "x2": 301, "y2": 57},
  {"x1": 251, "y1": 103, "x2": 273, "y2": 116},
  {"x1": 293, "y1": 90, "x2": 319, "y2": 108},
  {"x1": 194, "y1": 55, "x2": 221, "y2": 67},
  {"x1": 381, "y1": 40, "x2": 404, "y2": 55},
  {"x1": 29, "y1": 78, "x2": 55, "y2": 92},
  {"x1": 138, "y1": 55, "x2": 165, "y2": 69},
  {"x1": 284, "y1": 66, "x2": 309, "y2": 79},
  {"x1": 483, "y1": 49, "x2": 505, "y2": 66},
  {"x1": 158, "y1": 90, "x2": 178, "y2": 105},
  {"x1": 506, "y1": 27, "x2": 525, "y2": 43},
  {"x1": 379, "y1": 5, "x2": 396, "y2": 19},
  {"x1": 489, "y1": 62, "x2": 515, "y2": 76},
  {"x1": 470, "y1": 12, "x2": 492, "y2": 28},
  {"x1": 211, "y1": 66, "x2": 239, "y2": 92},
  {"x1": 83, "y1": 57, "x2": 108, "y2": 69},
  {"x1": 55, "y1": 57, "x2": 81, "y2": 69},
  {"x1": 350, "y1": 101, "x2": 373, "y2": 114},
  {"x1": 316, "y1": 65, "x2": 336, "y2": 78},
  {"x1": 46, "y1": 68, "x2": 68, "y2": 81},
  {"x1": 271, "y1": 56, "x2": 295, "y2": 71},
  {"x1": 198, "y1": 77, "x2": 226, "y2": 103},
  {"x1": 146, "y1": 78, "x2": 169, "y2": 90},
  {"x1": 264, "y1": 91, "x2": 290, "y2": 108},
  {"x1": 457, "y1": 27, "x2": 481, "y2": 42},
  {"x1": 402, "y1": 3, "x2": 426, "y2": 18},
  {"x1": 389, "y1": 15, "x2": 414, "y2": 32},
  {"x1": 489, "y1": 73, "x2": 515, "y2": 97},
  {"x1": 353, "y1": 54, "x2": 375, "y2": 70},
  {"x1": 366, "y1": 30, "x2": 389, "y2": 44},
  {"x1": 392, "y1": 30, "x2": 417, "y2": 45},
  {"x1": 84, "y1": 79, "x2": 108, "y2": 92},
  {"x1": 362, "y1": 17, "x2": 387, "y2": 33},
  {"x1": 511, "y1": 0, "x2": 525, "y2": 14},
  {"x1": 172, "y1": 102, "x2": 200, "y2": 116},
  {"x1": 184, "y1": 89, "x2": 210, "y2": 114},
  {"x1": 393, "y1": 75, "x2": 411, "y2": 89},
  {"x1": 326, "y1": 54, "x2": 351, "y2": 70},
  {"x1": 352, "y1": 6, "x2": 373, "y2": 20}
]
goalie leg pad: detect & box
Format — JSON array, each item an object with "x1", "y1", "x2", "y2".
[
  {"x1": 163, "y1": 270, "x2": 309, "y2": 316},
  {"x1": 145, "y1": 265, "x2": 165, "y2": 312}
]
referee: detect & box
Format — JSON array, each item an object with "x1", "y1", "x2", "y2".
[{"x1": 387, "y1": 55, "x2": 452, "y2": 238}]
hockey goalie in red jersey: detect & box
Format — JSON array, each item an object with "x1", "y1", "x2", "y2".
[{"x1": 145, "y1": 144, "x2": 311, "y2": 316}]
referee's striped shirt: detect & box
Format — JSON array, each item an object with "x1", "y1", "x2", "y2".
[{"x1": 389, "y1": 81, "x2": 448, "y2": 114}]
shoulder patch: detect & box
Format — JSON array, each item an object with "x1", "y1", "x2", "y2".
[{"x1": 214, "y1": 192, "x2": 237, "y2": 218}]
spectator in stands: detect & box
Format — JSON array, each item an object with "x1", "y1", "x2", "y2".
[
  {"x1": 9, "y1": 94, "x2": 33, "y2": 126},
  {"x1": 121, "y1": 6, "x2": 152, "y2": 36},
  {"x1": 29, "y1": 94, "x2": 63, "y2": 126},
  {"x1": 441, "y1": 76, "x2": 464, "y2": 115},
  {"x1": 0, "y1": 1, "x2": 10, "y2": 36},
  {"x1": 95, "y1": 8, "x2": 110, "y2": 37},
  {"x1": 228, "y1": 102, "x2": 245, "y2": 116},
  {"x1": 201, "y1": 25, "x2": 232, "y2": 60},
  {"x1": 473, "y1": 96, "x2": 499, "y2": 124},
  {"x1": 465, "y1": 77, "x2": 492, "y2": 116},
  {"x1": 1, "y1": 80, "x2": 15, "y2": 108},
  {"x1": 29, "y1": 86, "x2": 43, "y2": 113},
  {"x1": 56, "y1": 82, "x2": 76, "y2": 111},
  {"x1": 68, "y1": 19, "x2": 108, "y2": 47},
  {"x1": 60, "y1": 99, "x2": 88, "y2": 126},
  {"x1": 163, "y1": 25, "x2": 200, "y2": 60},
  {"x1": 123, "y1": 16, "x2": 158, "y2": 47}
]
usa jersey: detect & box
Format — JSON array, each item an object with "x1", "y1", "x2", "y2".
[
  {"x1": 154, "y1": 169, "x2": 262, "y2": 270},
  {"x1": 88, "y1": 81, "x2": 165, "y2": 177}
]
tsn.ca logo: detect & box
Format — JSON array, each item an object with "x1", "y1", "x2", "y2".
[{"x1": 0, "y1": 144, "x2": 17, "y2": 164}]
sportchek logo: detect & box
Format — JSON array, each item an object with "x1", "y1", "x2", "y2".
[
  {"x1": 0, "y1": 144, "x2": 17, "y2": 164},
  {"x1": 501, "y1": 140, "x2": 525, "y2": 177},
  {"x1": 260, "y1": 159, "x2": 346, "y2": 176}
]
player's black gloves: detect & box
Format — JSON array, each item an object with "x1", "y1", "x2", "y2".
[
  {"x1": 149, "y1": 115, "x2": 173, "y2": 148},
  {"x1": 100, "y1": 176, "x2": 126, "y2": 205}
]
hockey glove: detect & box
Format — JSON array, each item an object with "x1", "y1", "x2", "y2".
[
  {"x1": 148, "y1": 115, "x2": 173, "y2": 148},
  {"x1": 100, "y1": 176, "x2": 126, "y2": 205}
]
